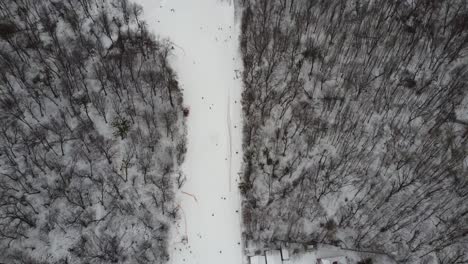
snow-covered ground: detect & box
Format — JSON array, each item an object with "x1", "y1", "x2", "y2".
[{"x1": 134, "y1": 0, "x2": 244, "y2": 263}]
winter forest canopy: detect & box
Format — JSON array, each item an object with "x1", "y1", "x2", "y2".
[
  {"x1": 238, "y1": 0, "x2": 468, "y2": 263},
  {"x1": 0, "y1": 0, "x2": 186, "y2": 263},
  {"x1": 1, "y1": 0, "x2": 468, "y2": 263}
]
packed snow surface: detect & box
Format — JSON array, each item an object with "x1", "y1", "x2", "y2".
[{"x1": 134, "y1": 0, "x2": 244, "y2": 263}]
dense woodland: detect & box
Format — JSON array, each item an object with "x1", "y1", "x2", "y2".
[
  {"x1": 0, "y1": 0, "x2": 186, "y2": 263},
  {"x1": 239, "y1": 0, "x2": 468, "y2": 263}
]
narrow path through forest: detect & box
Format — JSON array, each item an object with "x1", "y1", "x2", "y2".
[{"x1": 135, "y1": 0, "x2": 244, "y2": 263}]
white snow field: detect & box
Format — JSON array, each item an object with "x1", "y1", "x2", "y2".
[{"x1": 133, "y1": 0, "x2": 244, "y2": 264}]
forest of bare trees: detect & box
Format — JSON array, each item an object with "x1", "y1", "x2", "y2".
[
  {"x1": 238, "y1": 0, "x2": 468, "y2": 263},
  {"x1": 0, "y1": 0, "x2": 186, "y2": 263}
]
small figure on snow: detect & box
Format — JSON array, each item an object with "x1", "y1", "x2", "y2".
[{"x1": 183, "y1": 107, "x2": 190, "y2": 117}]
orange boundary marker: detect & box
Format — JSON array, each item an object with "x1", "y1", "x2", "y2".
[{"x1": 182, "y1": 191, "x2": 198, "y2": 203}]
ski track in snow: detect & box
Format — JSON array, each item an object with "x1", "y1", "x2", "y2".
[
  {"x1": 134, "y1": 0, "x2": 244, "y2": 263},
  {"x1": 227, "y1": 81, "x2": 233, "y2": 192}
]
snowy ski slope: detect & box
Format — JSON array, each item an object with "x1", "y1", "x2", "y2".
[{"x1": 134, "y1": 0, "x2": 244, "y2": 263}]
